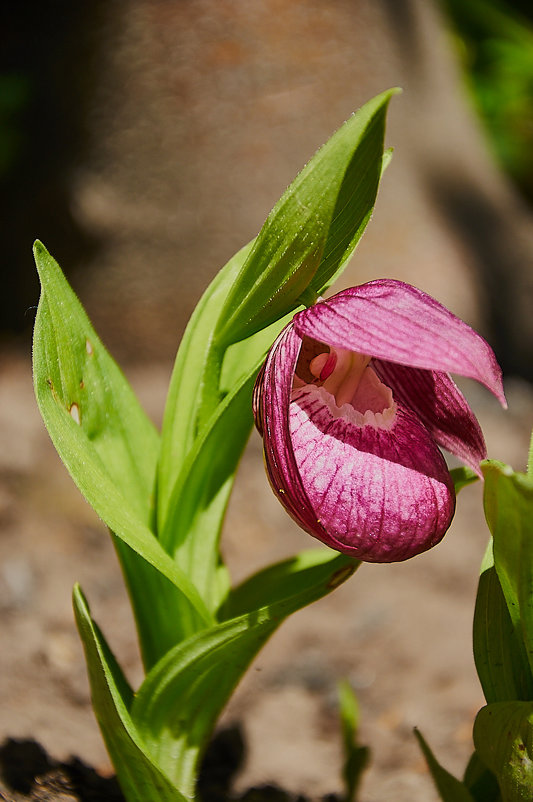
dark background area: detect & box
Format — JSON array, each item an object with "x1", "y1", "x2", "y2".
[{"x1": 1, "y1": 0, "x2": 533, "y2": 377}]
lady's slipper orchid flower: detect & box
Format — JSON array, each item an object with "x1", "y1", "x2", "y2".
[{"x1": 253, "y1": 280, "x2": 506, "y2": 563}]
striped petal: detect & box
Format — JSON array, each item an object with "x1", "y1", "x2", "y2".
[
  {"x1": 288, "y1": 386, "x2": 455, "y2": 562},
  {"x1": 293, "y1": 280, "x2": 506, "y2": 405},
  {"x1": 254, "y1": 325, "x2": 319, "y2": 535},
  {"x1": 372, "y1": 360, "x2": 487, "y2": 474},
  {"x1": 254, "y1": 325, "x2": 455, "y2": 562}
]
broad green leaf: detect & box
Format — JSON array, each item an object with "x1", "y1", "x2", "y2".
[
  {"x1": 337, "y1": 680, "x2": 370, "y2": 802},
  {"x1": 482, "y1": 460, "x2": 533, "y2": 679},
  {"x1": 33, "y1": 242, "x2": 212, "y2": 668},
  {"x1": 215, "y1": 89, "x2": 399, "y2": 347},
  {"x1": 223, "y1": 547, "x2": 358, "y2": 619},
  {"x1": 131, "y1": 551, "x2": 357, "y2": 798},
  {"x1": 473, "y1": 542, "x2": 533, "y2": 703},
  {"x1": 474, "y1": 701, "x2": 533, "y2": 801},
  {"x1": 463, "y1": 752, "x2": 501, "y2": 802},
  {"x1": 73, "y1": 585, "x2": 187, "y2": 802},
  {"x1": 415, "y1": 729, "x2": 475, "y2": 802},
  {"x1": 33, "y1": 241, "x2": 159, "y2": 526}
]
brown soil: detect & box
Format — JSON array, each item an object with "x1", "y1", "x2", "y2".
[{"x1": 0, "y1": 349, "x2": 530, "y2": 801}]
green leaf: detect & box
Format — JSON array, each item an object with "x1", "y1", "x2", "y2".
[
  {"x1": 482, "y1": 460, "x2": 533, "y2": 680},
  {"x1": 156, "y1": 242, "x2": 293, "y2": 616},
  {"x1": 473, "y1": 542, "x2": 533, "y2": 703},
  {"x1": 73, "y1": 585, "x2": 187, "y2": 802},
  {"x1": 215, "y1": 88, "x2": 400, "y2": 346},
  {"x1": 337, "y1": 680, "x2": 370, "y2": 802},
  {"x1": 463, "y1": 751, "x2": 501, "y2": 802},
  {"x1": 451, "y1": 466, "x2": 479, "y2": 493},
  {"x1": 414, "y1": 729, "x2": 475, "y2": 802},
  {"x1": 223, "y1": 547, "x2": 358, "y2": 619},
  {"x1": 157, "y1": 240, "x2": 255, "y2": 524},
  {"x1": 474, "y1": 701, "x2": 533, "y2": 801},
  {"x1": 157, "y1": 91, "x2": 396, "y2": 619},
  {"x1": 33, "y1": 241, "x2": 159, "y2": 527},
  {"x1": 160, "y1": 369, "x2": 257, "y2": 612},
  {"x1": 33, "y1": 242, "x2": 212, "y2": 668},
  {"x1": 130, "y1": 551, "x2": 358, "y2": 798}
]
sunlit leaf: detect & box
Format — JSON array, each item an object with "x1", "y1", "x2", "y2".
[
  {"x1": 451, "y1": 465, "x2": 479, "y2": 493},
  {"x1": 157, "y1": 90, "x2": 396, "y2": 613},
  {"x1": 131, "y1": 551, "x2": 357, "y2": 797},
  {"x1": 215, "y1": 89, "x2": 399, "y2": 347},
  {"x1": 33, "y1": 242, "x2": 212, "y2": 668},
  {"x1": 482, "y1": 460, "x2": 533, "y2": 679},
  {"x1": 73, "y1": 585, "x2": 187, "y2": 802},
  {"x1": 337, "y1": 680, "x2": 370, "y2": 802}
]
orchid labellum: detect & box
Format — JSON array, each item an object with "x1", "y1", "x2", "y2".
[{"x1": 253, "y1": 280, "x2": 506, "y2": 562}]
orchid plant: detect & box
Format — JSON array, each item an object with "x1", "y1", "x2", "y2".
[{"x1": 32, "y1": 88, "x2": 533, "y2": 801}]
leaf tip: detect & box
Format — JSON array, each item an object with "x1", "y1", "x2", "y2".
[
  {"x1": 33, "y1": 239, "x2": 48, "y2": 259},
  {"x1": 72, "y1": 582, "x2": 88, "y2": 614}
]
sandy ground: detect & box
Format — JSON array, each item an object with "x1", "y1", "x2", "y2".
[{"x1": 0, "y1": 346, "x2": 531, "y2": 801}]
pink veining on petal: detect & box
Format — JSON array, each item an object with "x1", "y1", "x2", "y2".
[
  {"x1": 372, "y1": 359, "x2": 487, "y2": 475},
  {"x1": 293, "y1": 280, "x2": 506, "y2": 406},
  {"x1": 255, "y1": 324, "x2": 320, "y2": 536},
  {"x1": 289, "y1": 386, "x2": 455, "y2": 562}
]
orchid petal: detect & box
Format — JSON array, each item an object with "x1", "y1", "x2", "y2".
[
  {"x1": 288, "y1": 387, "x2": 455, "y2": 562},
  {"x1": 254, "y1": 327, "x2": 456, "y2": 562},
  {"x1": 372, "y1": 360, "x2": 487, "y2": 475},
  {"x1": 253, "y1": 325, "x2": 319, "y2": 535},
  {"x1": 294, "y1": 280, "x2": 506, "y2": 405}
]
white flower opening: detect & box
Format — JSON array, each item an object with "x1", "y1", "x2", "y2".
[{"x1": 293, "y1": 344, "x2": 397, "y2": 429}]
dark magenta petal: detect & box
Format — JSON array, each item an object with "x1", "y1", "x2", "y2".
[
  {"x1": 293, "y1": 280, "x2": 506, "y2": 405},
  {"x1": 372, "y1": 360, "x2": 487, "y2": 475},
  {"x1": 254, "y1": 325, "x2": 320, "y2": 534},
  {"x1": 288, "y1": 387, "x2": 455, "y2": 562}
]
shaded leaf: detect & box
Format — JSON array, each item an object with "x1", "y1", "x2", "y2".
[
  {"x1": 463, "y1": 751, "x2": 501, "y2": 802},
  {"x1": 473, "y1": 542, "x2": 533, "y2": 703},
  {"x1": 415, "y1": 729, "x2": 475, "y2": 802},
  {"x1": 474, "y1": 701, "x2": 533, "y2": 801}
]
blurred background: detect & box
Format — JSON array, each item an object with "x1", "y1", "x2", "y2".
[
  {"x1": 1, "y1": 0, "x2": 533, "y2": 374},
  {"x1": 1, "y1": 1, "x2": 532, "y2": 800}
]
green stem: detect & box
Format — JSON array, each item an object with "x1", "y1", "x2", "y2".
[{"x1": 298, "y1": 286, "x2": 320, "y2": 308}]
